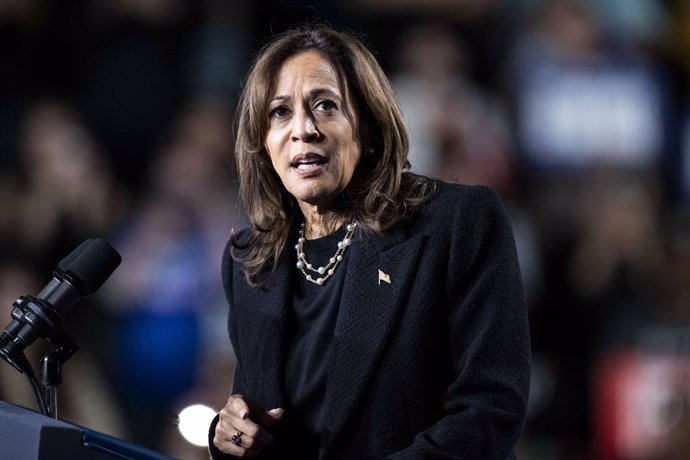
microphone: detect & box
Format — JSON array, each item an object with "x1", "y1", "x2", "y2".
[{"x1": 0, "y1": 238, "x2": 122, "y2": 372}]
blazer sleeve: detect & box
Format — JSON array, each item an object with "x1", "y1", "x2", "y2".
[
  {"x1": 386, "y1": 186, "x2": 531, "y2": 459},
  {"x1": 208, "y1": 240, "x2": 249, "y2": 460}
]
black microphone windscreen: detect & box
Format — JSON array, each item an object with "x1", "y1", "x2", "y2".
[
  {"x1": 56, "y1": 238, "x2": 93, "y2": 278},
  {"x1": 62, "y1": 238, "x2": 122, "y2": 296}
]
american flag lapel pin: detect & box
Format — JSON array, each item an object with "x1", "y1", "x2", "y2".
[{"x1": 378, "y1": 269, "x2": 391, "y2": 285}]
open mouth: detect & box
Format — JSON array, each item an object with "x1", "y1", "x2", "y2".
[{"x1": 291, "y1": 153, "x2": 327, "y2": 173}]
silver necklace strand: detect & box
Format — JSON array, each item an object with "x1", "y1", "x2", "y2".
[{"x1": 295, "y1": 222, "x2": 357, "y2": 285}]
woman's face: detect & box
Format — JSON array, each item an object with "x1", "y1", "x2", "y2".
[{"x1": 265, "y1": 50, "x2": 361, "y2": 211}]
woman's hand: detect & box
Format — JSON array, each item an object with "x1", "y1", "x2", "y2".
[{"x1": 213, "y1": 394, "x2": 285, "y2": 458}]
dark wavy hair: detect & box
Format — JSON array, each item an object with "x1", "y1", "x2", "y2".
[{"x1": 233, "y1": 25, "x2": 434, "y2": 285}]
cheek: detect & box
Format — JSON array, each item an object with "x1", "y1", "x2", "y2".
[
  {"x1": 339, "y1": 147, "x2": 361, "y2": 185},
  {"x1": 334, "y1": 125, "x2": 361, "y2": 177},
  {"x1": 345, "y1": 134, "x2": 362, "y2": 172},
  {"x1": 347, "y1": 151, "x2": 361, "y2": 175},
  {"x1": 265, "y1": 132, "x2": 283, "y2": 167}
]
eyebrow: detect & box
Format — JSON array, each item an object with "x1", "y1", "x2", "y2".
[{"x1": 269, "y1": 88, "x2": 341, "y2": 104}]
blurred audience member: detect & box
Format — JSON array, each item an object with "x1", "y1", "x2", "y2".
[
  {"x1": 9, "y1": 100, "x2": 126, "y2": 272},
  {"x1": 529, "y1": 170, "x2": 666, "y2": 455},
  {"x1": 101, "y1": 98, "x2": 242, "y2": 453},
  {"x1": 78, "y1": 0, "x2": 197, "y2": 191},
  {"x1": 568, "y1": 171, "x2": 663, "y2": 300},
  {"x1": 392, "y1": 23, "x2": 513, "y2": 192}
]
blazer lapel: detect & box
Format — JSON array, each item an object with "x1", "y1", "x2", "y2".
[{"x1": 322, "y1": 228, "x2": 428, "y2": 445}]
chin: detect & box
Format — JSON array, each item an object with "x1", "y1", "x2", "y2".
[
  {"x1": 286, "y1": 178, "x2": 349, "y2": 208},
  {"x1": 292, "y1": 189, "x2": 340, "y2": 209}
]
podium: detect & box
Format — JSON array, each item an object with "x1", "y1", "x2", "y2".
[{"x1": 0, "y1": 401, "x2": 176, "y2": 459}]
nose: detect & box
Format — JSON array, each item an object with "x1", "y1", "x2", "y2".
[{"x1": 291, "y1": 108, "x2": 319, "y2": 142}]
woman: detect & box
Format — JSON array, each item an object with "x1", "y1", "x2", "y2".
[{"x1": 209, "y1": 25, "x2": 530, "y2": 459}]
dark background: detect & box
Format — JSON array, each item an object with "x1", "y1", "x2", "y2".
[{"x1": 2, "y1": 1, "x2": 690, "y2": 458}]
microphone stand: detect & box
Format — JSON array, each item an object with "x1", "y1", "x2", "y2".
[
  {"x1": 41, "y1": 353, "x2": 61, "y2": 418},
  {"x1": 0, "y1": 348, "x2": 49, "y2": 416},
  {"x1": 0, "y1": 296, "x2": 79, "y2": 419},
  {"x1": 41, "y1": 329, "x2": 79, "y2": 419}
]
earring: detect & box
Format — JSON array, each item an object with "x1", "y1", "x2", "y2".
[{"x1": 367, "y1": 147, "x2": 375, "y2": 155}]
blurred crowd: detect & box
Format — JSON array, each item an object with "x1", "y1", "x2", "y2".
[{"x1": 2, "y1": 0, "x2": 690, "y2": 459}]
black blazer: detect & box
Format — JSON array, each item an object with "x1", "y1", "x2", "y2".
[{"x1": 210, "y1": 182, "x2": 530, "y2": 459}]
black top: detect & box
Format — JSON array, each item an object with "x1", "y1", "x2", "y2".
[{"x1": 285, "y1": 225, "x2": 349, "y2": 450}]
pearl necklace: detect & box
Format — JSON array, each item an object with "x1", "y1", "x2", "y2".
[{"x1": 295, "y1": 222, "x2": 357, "y2": 285}]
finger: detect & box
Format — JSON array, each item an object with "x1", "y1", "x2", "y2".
[
  {"x1": 213, "y1": 434, "x2": 262, "y2": 458},
  {"x1": 261, "y1": 408, "x2": 285, "y2": 427},
  {"x1": 217, "y1": 416, "x2": 266, "y2": 450},
  {"x1": 239, "y1": 406, "x2": 283, "y2": 444},
  {"x1": 228, "y1": 394, "x2": 251, "y2": 419},
  {"x1": 232, "y1": 419, "x2": 276, "y2": 447},
  {"x1": 215, "y1": 418, "x2": 265, "y2": 457}
]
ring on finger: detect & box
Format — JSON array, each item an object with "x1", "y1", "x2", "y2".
[{"x1": 231, "y1": 431, "x2": 243, "y2": 446}]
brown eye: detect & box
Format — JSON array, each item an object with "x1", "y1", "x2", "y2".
[
  {"x1": 314, "y1": 99, "x2": 337, "y2": 111},
  {"x1": 269, "y1": 106, "x2": 290, "y2": 118}
]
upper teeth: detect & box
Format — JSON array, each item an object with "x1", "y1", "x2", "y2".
[{"x1": 297, "y1": 158, "x2": 320, "y2": 165}]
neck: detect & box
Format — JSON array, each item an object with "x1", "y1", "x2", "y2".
[{"x1": 299, "y1": 203, "x2": 346, "y2": 240}]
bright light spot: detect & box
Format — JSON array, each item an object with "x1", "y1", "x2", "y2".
[{"x1": 178, "y1": 404, "x2": 216, "y2": 447}]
